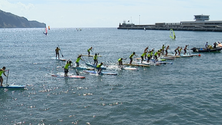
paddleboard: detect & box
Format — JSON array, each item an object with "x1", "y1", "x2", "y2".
[
  {"x1": 180, "y1": 54, "x2": 193, "y2": 57},
  {"x1": 0, "y1": 85, "x2": 26, "y2": 89},
  {"x1": 72, "y1": 66, "x2": 94, "y2": 70},
  {"x1": 82, "y1": 55, "x2": 102, "y2": 57},
  {"x1": 123, "y1": 67, "x2": 138, "y2": 70},
  {"x1": 85, "y1": 63, "x2": 107, "y2": 70},
  {"x1": 157, "y1": 61, "x2": 173, "y2": 65},
  {"x1": 51, "y1": 74, "x2": 85, "y2": 79},
  {"x1": 51, "y1": 57, "x2": 66, "y2": 61},
  {"x1": 160, "y1": 56, "x2": 175, "y2": 60},
  {"x1": 191, "y1": 54, "x2": 201, "y2": 57},
  {"x1": 123, "y1": 63, "x2": 150, "y2": 67},
  {"x1": 138, "y1": 61, "x2": 161, "y2": 66},
  {"x1": 84, "y1": 70, "x2": 117, "y2": 75}
]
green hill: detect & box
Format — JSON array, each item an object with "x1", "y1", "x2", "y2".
[{"x1": 0, "y1": 9, "x2": 46, "y2": 28}]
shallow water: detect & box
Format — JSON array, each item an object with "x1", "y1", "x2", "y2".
[{"x1": 0, "y1": 28, "x2": 222, "y2": 124}]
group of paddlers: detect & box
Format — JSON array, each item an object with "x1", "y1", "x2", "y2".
[
  {"x1": 54, "y1": 45, "x2": 192, "y2": 76},
  {"x1": 55, "y1": 46, "x2": 104, "y2": 75},
  {"x1": 125, "y1": 45, "x2": 190, "y2": 65}
]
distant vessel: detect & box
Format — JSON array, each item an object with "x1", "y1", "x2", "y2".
[{"x1": 118, "y1": 15, "x2": 222, "y2": 32}]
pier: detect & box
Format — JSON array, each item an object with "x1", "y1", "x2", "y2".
[{"x1": 118, "y1": 15, "x2": 222, "y2": 32}]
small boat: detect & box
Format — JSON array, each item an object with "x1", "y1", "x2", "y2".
[{"x1": 191, "y1": 47, "x2": 222, "y2": 52}]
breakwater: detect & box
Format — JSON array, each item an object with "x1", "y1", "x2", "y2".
[{"x1": 117, "y1": 23, "x2": 222, "y2": 32}]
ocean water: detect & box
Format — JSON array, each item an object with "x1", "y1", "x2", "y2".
[{"x1": 1, "y1": 28, "x2": 222, "y2": 125}]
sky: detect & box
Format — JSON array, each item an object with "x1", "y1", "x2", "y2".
[{"x1": 0, "y1": 0, "x2": 222, "y2": 28}]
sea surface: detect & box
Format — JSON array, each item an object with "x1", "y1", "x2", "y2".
[{"x1": 0, "y1": 28, "x2": 222, "y2": 125}]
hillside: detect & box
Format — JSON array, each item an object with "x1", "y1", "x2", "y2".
[{"x1": 0, "y1": 10, "x2": 46, "y2": 28}]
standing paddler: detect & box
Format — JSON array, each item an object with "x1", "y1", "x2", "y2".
[
  {"x1": 147, "y1": 51, "x2": 151, "y2": 63},
  {"x1": 87, "y1": 47, "x2": 93, "y2": 56},
  {"x1": 93, "y1": 53, "x2": 98, "y2": 66},
  {"x1": 96, "y1": 62, "x2": 103, "y2": 74},
  {"x1": 75, "y1": 55, "x2": 84, "y2": 67},
  {"x1": 55, "y1": 47, "x2": 60, "y2": 59},
  {"x1": 162, "y1": 44, "x2": 165, "y2": 55},
  {"x1": 165, "y1": 45, "x2": 169, "y2": 56},
  {"x1": 64, "y1": 60, "x2": 72, "y2": 77},
  {"x1": 184, "y1": 45, "x2": 188, "y2": 55},
  {"x1": 140, "y1": 51, "x2": 147, "y2": 63},
  {"x1": 0, "y1": 67, "x2": 7, "y2": 87},
  {"x1": 129, "y1": 52, "x2": 136, "y2": 64}
]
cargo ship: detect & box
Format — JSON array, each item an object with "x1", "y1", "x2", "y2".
[{"x1": 118, "y1": 15, "x2": 222, "y2": 32}]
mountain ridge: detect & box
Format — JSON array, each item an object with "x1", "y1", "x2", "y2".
[{"x1": 0, "y1": 9, "x2": 46, "y2": 28}]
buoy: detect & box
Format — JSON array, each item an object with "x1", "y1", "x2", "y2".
[{"x1": 198, "y1": 54, "x2": 201, "y2": 57}]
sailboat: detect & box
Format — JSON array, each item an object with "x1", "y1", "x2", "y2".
[
  {"x1": 169, "y1": 29, "x2": 176, "y2": 40},
  {"x1": 43, "y1": 27, "x2": 47, "y2": 35}
]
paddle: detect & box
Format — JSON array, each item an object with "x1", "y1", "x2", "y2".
[
  {"x1": 74, "y1": 68, "x2": 79, "y2": 75},
  {"x1": 6, "y1": 69, "x2": 9, "y2": 86}
]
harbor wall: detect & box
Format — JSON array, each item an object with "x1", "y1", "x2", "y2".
[{"x1": 117, "y1": 23, "x2": 222, "y2": 32}]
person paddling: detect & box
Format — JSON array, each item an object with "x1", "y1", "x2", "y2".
[
  {"x1": 147, "y1": 51, "x2": 151, "y2": 62},
  {"x1": 0, "y1": 67, "x2": 7, "y2": 87},
  {"x1": 140, "y1": 52, "x2": 147, "y2": 63},
  {"x1": 93, "y1": 53, "x2": 98, "y2": 66},
  {"x1": 165, "y1": 45, "x2": 169, "y2": 56},
  {"x1": 129, "y1": 52, "x2": 136, "y2": 64},
  {"x1": 174, "y1": 46, "x2": 179, "y2": 56},
  {"x1": 87, "y1": 47, "x2": 93, "y2": 56},
  {"x1": 55, "y1": 47, "x2": 60, "y2": 59},
  {"x1": 184, "y1": 45, "x2": 188, "y2": 55},
  {"x1": 96, "y1": 62, "x2": 103, "y2": 74},
  {"x1": 178, "y1": 47, "x2": 182, "y2": 55},
  {"x1": 75, "y1": 55, "x2": 84, "y2": 67},
  {"x1": 64, "y1": 60, "x2": 72, "y2": 77}
]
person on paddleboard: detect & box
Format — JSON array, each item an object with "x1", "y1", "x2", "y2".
[
  {"x1": 165, "y1": 45, "x2": 169, "y2": 56},
  {"x1": 75, "y1": 55, "x2": 84, "y2": 67},
  {"x1": 184, "y1": 45, "x2": 188, "y2": 55},
  {"x1": 0, "y1": 67, "x2": 7, "y2": 87},
  {"x1": 129, "y1": 52, "x2": 136, "y2": 64},
  {"x1": 93, "y1": 53, "x2": 98, "y2": 66},
  {"x1": 174, "y1": 46, "x2": 180, "y2": 56},
  {"x1": 140, "y1": 52, "x2": 147, "y2": 63},
  {"x1": 162, "y1": 45, "x2": 165, "y2": 55},
  {"x1": 118, "y1": 58, "x2": 123, "y2": 66},
  {"x1": 87, "y1": 47, "x2": 93, "y2": 56},
  {"x1": 147, "y1": 51, "x2": 151, "y2": 63},
  {"x1": 178, "y1": 47, "x2": 182, "y2": 55},
  {"x1": 96, "y1": 62, "x2": 103, "y2": 74},
  {"x1": 55, "y1": 47, "x2": 60, "y2": 59},
  {"x1": 64, "y1": 60, "x2": 72, "y2": 77}
]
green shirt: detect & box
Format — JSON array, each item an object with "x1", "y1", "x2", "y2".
[
  {"x1": 64, "y1": 63, "x2": 71, "y2": 69},
  {"x1": 76, "y1": 57, "x2": 81, "y2": 63},
  {"x1": 0, "y1": 70, "x2": 5, "y2": 76}
]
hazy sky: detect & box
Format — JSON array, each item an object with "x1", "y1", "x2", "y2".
[{"x1": 1, "y1": 0, "x2": 222, "y2": 28}]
